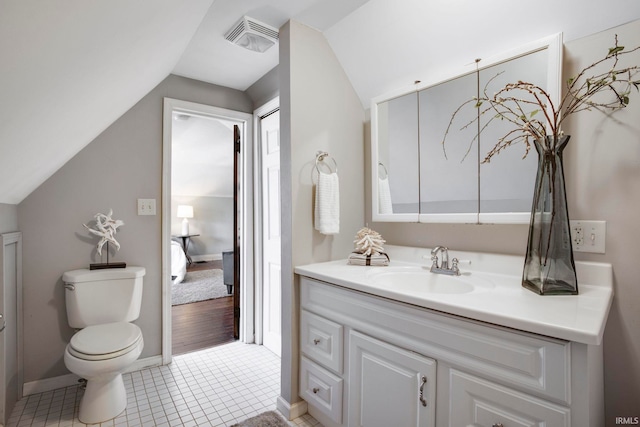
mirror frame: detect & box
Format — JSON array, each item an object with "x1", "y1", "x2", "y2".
[{"x1": 371, "y1": 33, "x2": 563, "y2": 224}]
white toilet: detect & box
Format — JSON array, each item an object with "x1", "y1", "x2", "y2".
[{"x1": 62, "y1": 266, "x2": 145, "y2": 424}]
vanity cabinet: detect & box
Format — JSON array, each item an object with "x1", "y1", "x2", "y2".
[{"x1": 298, "y1": 275, "x2": 603, "y2": 427}]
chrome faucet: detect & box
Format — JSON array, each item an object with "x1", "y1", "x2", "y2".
[{"x1": 430, "y1": 246, "x2": 460, "y2": 276}]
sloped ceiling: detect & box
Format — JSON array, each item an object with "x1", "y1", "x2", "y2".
[
  {"x1": 0, "y1": 0, "x2": 214, "y2": 204},
  {"x1": 324, "y1": 0, "x2": 640, "y2": 106},
  {"x1": 0, "y1": 0, "x2": 369, "y2": 205}
]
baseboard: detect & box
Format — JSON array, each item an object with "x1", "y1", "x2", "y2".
[
  {"x1": 128, "y1": 355, "x2": 163, "y2": 373},
  {"x1": 22, "y1": 355, "x2": 163, "y2": 397},
  {"x1": 276, "y1": 396, "x2": 308, "y2": 420},
  {"x1": 22, "y1": 373, "x2": 81, "y2": 397},
  {"x1": 191, "y1": 253, "x2": 222, "y2": 262}
]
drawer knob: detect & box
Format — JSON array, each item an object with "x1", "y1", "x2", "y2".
[
  {"x1": 312, "y1": 387, "x2": 320, "y2": 394},
  {"x1": 313, "y1": 338, "x2": 321, "y2": 345}
]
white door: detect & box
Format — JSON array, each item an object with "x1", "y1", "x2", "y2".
[
  {"x1": 349, "y1": 330, "x2": 436, "y2": 427},
  {"x1": 261, "y1": 110, "x2": 281, "y2": 357}
]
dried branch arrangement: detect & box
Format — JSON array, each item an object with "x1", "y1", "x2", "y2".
[{"x1": 443, "y1": 35, "x2": 640, "y2": 162}]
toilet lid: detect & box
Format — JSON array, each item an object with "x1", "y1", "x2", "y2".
[{"x1": 69, "y1": 322, "x2": 142, "y2": 361}]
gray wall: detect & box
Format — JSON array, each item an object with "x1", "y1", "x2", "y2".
[
  {"x1": 17, "y1": 74, "x2": 252, "y2": 383},
  {"x1": 246, "y1": 66, "x2": 279, "y2": 109},
  {"x1": 0, "y1": 204, "x2": 18, "y2": 233},
  {"x1": 368, "y1": 20, "x2": 640, "y2": 424},
  {"x1": 280, "y1": 19, "x2": 365, "y2": 406},
  {"x1": 171, "y1": 195, "x2": 234, "y2": 257}
]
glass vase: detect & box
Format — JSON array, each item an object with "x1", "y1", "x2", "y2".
[{"x1": 522, "y1": 135, "x2": 578, "y2": 295}]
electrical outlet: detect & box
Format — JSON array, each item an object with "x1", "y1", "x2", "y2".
[
  {"x1": 137, "y1": 198, "x2": 156, "y2": 216},
  {"x1": 570, "y1": 220, "x2": 606, "y2": 253}
]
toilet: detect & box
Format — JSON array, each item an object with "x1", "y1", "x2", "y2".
[{"x1": 62, "y1": 266, "x2": 145, "y2": 424}]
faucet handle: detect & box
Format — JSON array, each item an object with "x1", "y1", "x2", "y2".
[
  {"x1": 451, "y1": 258, "x2": 459, "y2": 274},
  {"x1": 423, "y1": 253, "x2": 440, "y2": 269},
  {"x1": 450, "y1": 258, "x2": 470, "y2": 275},
  {"x1": 431, "y1": 255, "x2": 439, "y2": 269}
]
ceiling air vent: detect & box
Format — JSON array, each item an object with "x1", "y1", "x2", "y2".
[{"x1": 224, "y1": 16, "x2": 279, "y2": 53}]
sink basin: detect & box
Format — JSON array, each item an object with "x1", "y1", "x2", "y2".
[{"x1": 366, "y1": 266, "x2": 494, "y2": 295}]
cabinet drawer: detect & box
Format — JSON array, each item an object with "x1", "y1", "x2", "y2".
[
  {"x1": 448, "y1": 369, "x2": 570, "y2": 427},
  {"x1": 301, "y1": 310, "x2": 343, "y2": 373},
  {"x1": 300, "y1": 356, "x2": 343, "y2": 424}
]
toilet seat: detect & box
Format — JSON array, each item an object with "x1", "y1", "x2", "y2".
[{"x1": 69, "y1": 322, "x2": 142, "y2": 361}]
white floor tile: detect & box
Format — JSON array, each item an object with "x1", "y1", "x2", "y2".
[{"x1": 8, "y1": 342, "x2": 322, "y2": 427}]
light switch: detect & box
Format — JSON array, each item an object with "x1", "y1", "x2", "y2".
[{"x1": 137, "y1": 199, "x2": 156, "y2": 216}]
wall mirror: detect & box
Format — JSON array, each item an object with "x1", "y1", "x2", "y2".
[
  {"x1": 371, "y1": 33, "x2": 563, "y2": 223},
  {"x1": 373, "y1": 91, "x2": 420, "y2": 220}
]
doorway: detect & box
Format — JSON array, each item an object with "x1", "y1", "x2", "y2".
[{"x1": 162, "y1": 98, "x2": 254, "y2": 364}]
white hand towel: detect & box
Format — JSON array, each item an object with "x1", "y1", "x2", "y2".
[
  {"x1": 378, "y1": 176, "x2": 393, "y2": 214},
  {"x1": 314, "y1": 171, "x2": 340, "y2": 235}
]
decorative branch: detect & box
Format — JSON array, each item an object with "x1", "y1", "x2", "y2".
[{"x1": 442, "y1": 35, "x2": 640, "y2": 161}]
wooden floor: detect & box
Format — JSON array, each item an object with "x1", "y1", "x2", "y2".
[{"x1": 171, "y1": 259, "x2": 236, "y2": 355}]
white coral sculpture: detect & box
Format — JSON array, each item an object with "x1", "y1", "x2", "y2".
[
  {"x1": 83, "y1": 209, "x2": 124, "y2": 256},
  {"x1": 353, "y1": 227, "x2": 386, "y2": 256}
]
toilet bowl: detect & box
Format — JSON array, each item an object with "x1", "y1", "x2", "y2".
[
  {"x1": 64, "y1": 322, "x2": 144, "y2": 424},
  {"x1": 62, "y1": 266, "x2": 145, "y2": 424}
]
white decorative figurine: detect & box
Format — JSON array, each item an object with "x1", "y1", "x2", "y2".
[
  {"x1": 353, "y1": 227, "x2": 386, "y2": 256},
  {"x1": 348, "y1": 227, "x2": 389, "y2": 266},
  {"x1": 83, "y1": 209, "x2": 124, "y2": 256}
]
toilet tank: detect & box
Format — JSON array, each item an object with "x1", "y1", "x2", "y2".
[{"x1": 63, "y1": 266, "x2": 145, "y2": 328}]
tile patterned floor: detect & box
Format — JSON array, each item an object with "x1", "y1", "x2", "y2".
[{"x1": 7, "y1": 342, "x2": 322, "y2": 427}]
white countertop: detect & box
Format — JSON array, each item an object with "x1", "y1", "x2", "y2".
[{"x1": 294, "y1": 245, "x2": 613, "y2": 345}]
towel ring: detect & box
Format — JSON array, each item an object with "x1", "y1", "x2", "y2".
[
  {"x1": 378, "y1": 162, "x2": 388, "y2": 179},
  {"x1": 314, "y1": 151, "x2": 338, "y2": 175}
]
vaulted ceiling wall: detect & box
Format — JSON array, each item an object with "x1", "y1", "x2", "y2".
[{"x1": 0, "y1": 0, "x2": 214, "y2": 204}]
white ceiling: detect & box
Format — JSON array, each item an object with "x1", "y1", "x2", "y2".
[
  {"x1": 1, "y1": 0, "x2": 640, "y2": 204},
  {"x1": 172, "y1": 0, "x2": 370, "y2": 90},
  {"x1": 324, "y1": 0, "x2": 640, "y2": 106}
]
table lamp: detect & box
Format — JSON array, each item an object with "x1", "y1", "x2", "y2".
[{"x1": 177, "y1": 205, "x2": 194, "y2": 236}]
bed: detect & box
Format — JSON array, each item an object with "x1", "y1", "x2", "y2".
[{"x1": 171, "y1": 240, "x2": 187, "y2": 284}]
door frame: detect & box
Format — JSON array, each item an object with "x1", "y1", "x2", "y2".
[
  {"x1": 161, "y1": 98, "x2": 254, "y2": 364},
  {"x1": 252, "y1": 97, "x2": 279, "y2": 346},
  {"x1": 1, "y1": 231, "x2": 23, "y2": 425}
]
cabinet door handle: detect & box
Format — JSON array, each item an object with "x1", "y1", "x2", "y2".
[
  {"x1": 313, "y1": 338, "x2": 320, "y2": 345},
  {"x1": 312, "y1": 387, "x2": 320, "y2": 394},
  {"x1": 419, "y1": 375, "x2": 427, "y2": 407}
]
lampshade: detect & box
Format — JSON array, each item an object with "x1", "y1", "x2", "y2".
[{"x1": 177, "y1": 205, "x2": 194, "y2": 219}]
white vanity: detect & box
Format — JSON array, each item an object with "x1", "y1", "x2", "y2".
[{"x1": 294, "y1": 245, "x2": 613, "y2": 427}]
